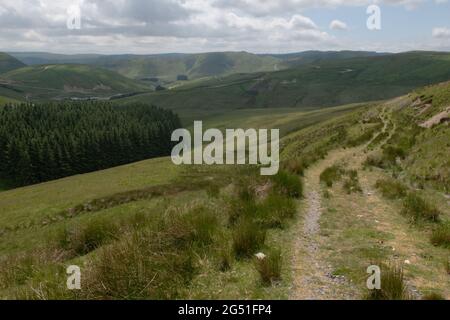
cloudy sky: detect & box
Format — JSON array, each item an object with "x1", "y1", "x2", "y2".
[{"x1": 0, "y1": 0, "x2": 449, "y2": 54}]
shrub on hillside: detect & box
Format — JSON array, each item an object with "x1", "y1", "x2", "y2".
[{"x1": 382, "y1": 145, "x2": 406, "y2": 165}]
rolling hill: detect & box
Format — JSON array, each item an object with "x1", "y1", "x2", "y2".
[
  {"x1": 9, "y1": 51, "x2": 386, "y2": 83},
  {"x1": 0, "y1": 64, "x2": 151, "y2": 100},
  {"x1": 0, "y1": 81, "x2": 448, "y2": 299},
  {"x1": 0, "y1": 53, "x2": 25, "y2": 74},
  {"x1": 117, "y1": 51, "x2": 450, "y2": 122}
]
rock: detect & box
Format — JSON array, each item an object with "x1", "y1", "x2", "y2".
[{"x1": 255, "y1": 252, "x2": 266, "y2": 260}]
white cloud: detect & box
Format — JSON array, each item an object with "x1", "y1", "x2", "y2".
[
  {"x1": 329, "y1": 20, "x2": 348, "y2": 30},
  {"x1": 0, "y1": 0, "x2": 447, "y2": 54},
  {"x1": 432, "y1": 27, "x2": 450, "y2": 38}
]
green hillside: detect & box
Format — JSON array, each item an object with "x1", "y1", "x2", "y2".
[
  {"x1": 0, "y1": 64, "x2": 151, "y2": 100},
  {"x1": 10, "y1": 51, "x2": 385, "y2": 83},
  {"x1": 94, "y1": 52, "x2": 280, "y2": 81},
  {"x1": 118, "y1": 52, "x2": 450, "y2": 121},
  {"x1": 0, "y1": 53, "x2": 25, "y2": 74},
  {"x1": 0, "y1": 82, "x2": 449, "y2": 299},
  {"x1": 0, "y1": 95, "x2": 20, "y2": 105}
]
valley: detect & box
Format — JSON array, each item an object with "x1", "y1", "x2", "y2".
[{"x1": 0, "y1": 49, "x2": 448, "y2": 300}]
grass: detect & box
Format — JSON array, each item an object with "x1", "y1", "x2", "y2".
[
  {"x1": 232, "y1": 219, "x2": 266, "y2": 259},
  {"x1": 254, "y1": 248, "x2": 282, "y2": 286},
  {"x1": 120, "y1": 52, "x2": 450, "y2": 124},
  {"x1": 365, "y1": 263, "x2": 411, "y2": 300},
  {"x1": 56, "y1": 219, "x2": 119, "y2": 256},
  {"x1": 422, "y1": 292, "x2": 446, "y2": 300},
  {"x1": 320, "y1": 165, "x2": 343, "y2": 187},
  {"x1": 342, "y1": 170, "x2": 363, "y2": 194},
  {"x1": 401, "y1": 193, "x2": 441, "y2": 223},
  {"x1": 1, "y1": 64, "x2": 150, "y2": 100},
  {"x1": 375, "y1": 178, "x2": 408, "y2": 200},
  {"x1": 271, "y1": 170, "x2": 303, "y2": 198},
  {"x1": 430, "y1": 222, "x2": 450, "y2": 248},
  {"x1": 1, "y1": 80, "x2": 450, "y2": 299},
  {"x1": 0, "y1": 157, "x2": 181, "y2": 234}
]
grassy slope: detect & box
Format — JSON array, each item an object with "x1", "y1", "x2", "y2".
[
  {"x1": 119, "y1": 52, "x2": 450, "y2": 120},
  {"x1": 311, "y1": 94, "x2": 450, "y2": 298},
  {"x1": 0, "y1": 82, "x2": 448, "y2": 299},
  {"x1": 0, "y1": 102, "x2": 365, "y2": 299},
  {"x1": 0, "y1": 64, "x2": 150, "y2": 100},
  {"x1": 0, "y1": 158, "x2": 180, "y2": 232},
  {"x1": 0, "y1": 53, "x2": 25, "y2": 74},
  {"x1": 0, "y1": 95, "x2": 20, "y2": 105},
  {"x1": 405, "y1": 82, "x2": 450, "y2": 191},
  {"x1": 10, "y1": 52, "x2": 280, "y2": 81}
]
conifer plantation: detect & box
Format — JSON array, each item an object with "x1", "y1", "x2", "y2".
[{"x1": 0, "y1": 102, "x2": 181, "y2": 187}]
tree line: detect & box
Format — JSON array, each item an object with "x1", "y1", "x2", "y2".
[{"x1": 0, "y1": 102, "x2": 181, "y2": 187}]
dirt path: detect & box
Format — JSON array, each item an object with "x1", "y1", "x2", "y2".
[
  {"x1": 290, "y1": 107, "x2": 394, "y2": 300},
  {"x1": 290, "y1": 147, "x2": 362, "y2": 300}
]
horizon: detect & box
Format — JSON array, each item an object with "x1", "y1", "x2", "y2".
[{"x1": 4, "y1": 49, "x2": 450, "y2": 57}]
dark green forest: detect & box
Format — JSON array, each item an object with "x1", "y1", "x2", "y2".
[{"x1": 0, "y1": 102, "x2": 181, "y2": 187}]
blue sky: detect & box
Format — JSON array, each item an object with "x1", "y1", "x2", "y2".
[
  {"x1": 306, "y1": 1, "x2": 450, "y2": 52},
  {"x1": 0, "y1": 0, "x2": 449, "y2": 54}
]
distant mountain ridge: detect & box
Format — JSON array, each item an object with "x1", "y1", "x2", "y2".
[
  {"x1": 118, "y1": 51, "x2": 450, "y2": 120},
  {"x1": 0, "y1": 53, "x2": 26, "y2": 74},
  {"x1": 9, "y1": 50, "x2": 387, "y2": 81}
]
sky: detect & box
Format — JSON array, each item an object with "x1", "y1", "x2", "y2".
[{"x1": 0, "y1": 0, "x2": 449, "y2": 54}]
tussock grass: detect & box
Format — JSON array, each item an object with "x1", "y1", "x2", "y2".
[
  {"x1": 382, "y1": 145, "x2": 406, "y2": 164},
  {"x1": 342, "y1": 170, "x2": 363, "y2": 194},
  {"x1": 346, "y1": 123, "x2": 383, "y2": 147},
  {"x1": 256, "y1": 194, "x2": 296, "y2": 229},
  {"x1": 430, "y1": 222, "x2": 450, "y2": 248},
  {"x1": 255, "y1": 248, "x2": 282, "y2": 286},
  {"x1": 364, "y1": 151, "x2": 385, "y2": 169},
  {"x1": 0, "y1": 249, "x2": 67, "y2": 292},
  {"x1": 232, "y1": 220, "x2": 266, "y2": 259},
  {"x1": 446, "y1": 258, "x2": 450, "y2": 275},
  {"x1": 375, "y1": 178, "x2": 408, "y2": 200},
  {"x1": 320, "y1": 165, "x2": 343, "y2": 187},
  {"x1": 271, "y1": 170, "x2": 303, "y2": 199},
  {"x1": 84, "y1": 229, "x2": 197, "y2": 299},
  {"x1": 366, "y1": 263, "x2": 411, "y2": 300},
  {"x1": 56, "y1": 219, "x2": 119, "y2": 256},
  {"x1": 80, "y1": 205, "x2": 220, "y2": 299},
  {"x1": 282, "y1": 158, "x2": 306, "y2": 176},
  {"x1": 401, "y1": 193, "x2": 441, "y2": 223},
  {"x1": 422, "y1": 292, "x2": 446, "y2": 300},
  {"x1": 217, "y1": 242, "x2": 234, "y2": 272}
]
